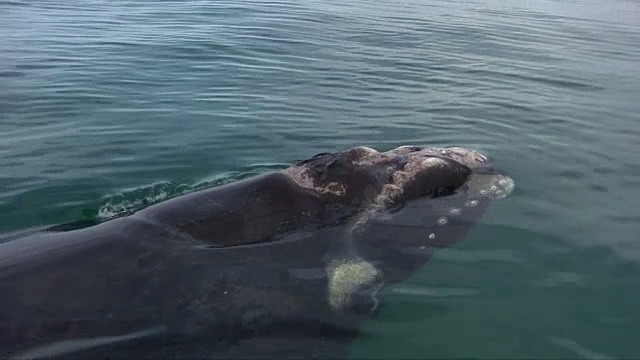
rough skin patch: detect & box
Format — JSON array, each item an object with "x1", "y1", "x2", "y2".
[{"x1": 315, "y1": 182, "x2": 346, "y2": 196}]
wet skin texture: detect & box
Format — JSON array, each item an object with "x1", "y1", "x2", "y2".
[{"x1": 0, "y1": 145, "x2": 514, "y2": 359}]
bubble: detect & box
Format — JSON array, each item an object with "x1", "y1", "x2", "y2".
[
  {"x1": 437, "y1": 217, "x2": 448, "y2": 225},
  {"x1": 480, "y1": 189, "x2": 488, "y2": 195},
  {"x1": 428, "y1": 233, "x2": 436, "y2": 239},
  {"x1": 449, "y1": 208, "x2": 461, "y2": 216},
  {"x1": 490, "y1": 185, "x2": 498, "y2": 191},
  {"x1": 498, "y1": 179, "x2": 508, "y2": 186},
  {"x1": 465, "y1": 199, "x2": 479, "y2": 207},
  {"x1": 496, "y1": 189, "x2": 504, "y2": 195}
]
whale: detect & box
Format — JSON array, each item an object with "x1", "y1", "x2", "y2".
[{"x1": 0, "y1": 145, "x2": 514, "y2": 359}]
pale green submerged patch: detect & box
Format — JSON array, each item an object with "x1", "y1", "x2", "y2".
[{"x1": 326, "y1": 258, "x2": 381, "y2": 312}]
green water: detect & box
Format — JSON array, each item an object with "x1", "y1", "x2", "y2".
[{"x1": 1, "y1": 0, "x2": 639, "y2": 358}]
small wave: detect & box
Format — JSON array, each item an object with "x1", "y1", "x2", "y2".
[
  {"x1": 96, "y1": 164, "x2": 288, "y2": 221},
  {"x1": 547, "y1": 336, "x2": 616, "y2": 360},
  {"x1": 96, "y1": 181, "x2": 180, "y2": 221}
]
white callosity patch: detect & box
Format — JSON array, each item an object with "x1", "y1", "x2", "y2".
[
  {"x1": 351, "y1": 183, "x2": 403, "y2": 237},
  {"x1": 355, "y1": 156, "x2": 450, "y2": 228},
  {"x1": 349, "y1": 146, "x2": 385, "y2": 166},
  {"x1": 284, "y1": 163, "x2": 316, "y2": 189},
  {"x1": 465, "y1": 173, "x2": 515, "y2": 200},
  {"x1": 465, "y1": 199, "x2": 480, "y2": 207},
  {"x1": 385, "y1": 146, "x2": 489, "y2": 170},
  {"x1": 350, "y1": 146, "x2": 379, "y2": 158},
  {"x1": 443, "y1": 147, "x2": 489, "y2": 168},
  {"x1": 326, "y1": 258, "x2": 381, "y2": 312},
  {"x1": 315, "y1": 182, "x2": 346, "y2": 196},
  {"x1": 391, "y1": 171, "x2": 410, "y2": 187}
]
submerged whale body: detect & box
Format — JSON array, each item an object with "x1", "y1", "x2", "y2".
[{"x1": 0, "y1": 145, "x2": 514, "y2": 359}]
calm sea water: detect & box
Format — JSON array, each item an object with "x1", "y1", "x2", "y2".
[{"x1": 1, "y1": 0, "x2": 639, "y2": 358}]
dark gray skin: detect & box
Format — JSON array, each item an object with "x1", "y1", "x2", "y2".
[{"x1": 0, "y1": 145, "x2": 514, "y2": 359}]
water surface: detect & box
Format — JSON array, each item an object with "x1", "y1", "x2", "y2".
[{"x1": 1, "y1": 0, "x2": 639, "y2": 358}]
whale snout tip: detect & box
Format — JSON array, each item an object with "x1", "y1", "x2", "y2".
[
  {"x1": 465, "y1": 173, "x2": 515, "y2": 200},
  {"x1": 485, "y1": 173, "x2": 515, "y2": 199},
  {"x1": 388, "y1": 145, "x2": 515, "y2": 200}
]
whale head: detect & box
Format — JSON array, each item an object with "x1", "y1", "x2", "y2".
[
  {"x1": 351, "y1": 145, "x2": 514, "y2": 284},
  {"x1": 285, "y1": 145, "x2": 514, "y2": 287}
]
